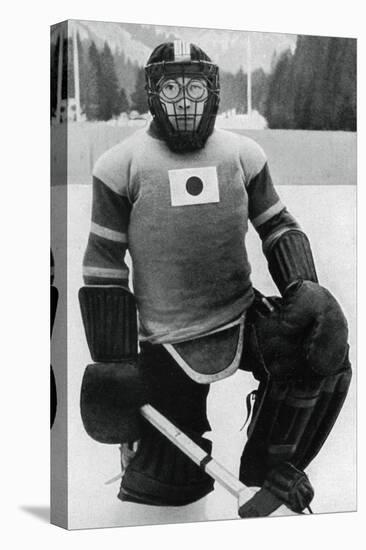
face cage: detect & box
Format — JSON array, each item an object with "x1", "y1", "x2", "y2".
[
  {"x1": 158, "y1": 77, "x2": 209, "y2": 103},
  {"x1": 157, "y1": 75, "x2": 210, "y2": 134},
  {"x1": 146, "y1": 61, "x2": 220, "y2": 151}
]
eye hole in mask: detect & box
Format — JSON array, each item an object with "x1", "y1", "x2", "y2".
[{"x1": 159, "y1": 78, "x2": 209, "y2": 103}]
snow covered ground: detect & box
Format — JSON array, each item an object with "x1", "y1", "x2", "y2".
[{"x1": 51, "y1": 148, "x2": 356, "y2": 529}]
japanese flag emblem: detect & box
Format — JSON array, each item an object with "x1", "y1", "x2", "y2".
[{"x1": 168, "y1": 166, "x2": 220, "y2": 206}]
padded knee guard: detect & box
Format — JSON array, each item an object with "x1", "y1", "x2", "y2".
[
  {"x1": 119, "y1": 423, "x2": 214, "y2": 506},
  {"x1": 239, "y1": 282, "x2": 352, "y2": 489},
  {"x1": 119, "y1": 343, "x2": 214, "y2": 506}
]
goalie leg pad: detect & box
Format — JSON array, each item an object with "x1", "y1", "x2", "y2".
[
  {"x1": 239, "y1": 365, "x2": 351, "y2": 488},
  {"x1": 119, "y1": 424, "x2": 214, "y2": 506},
  {"x1": 119, "y1": 343, "x2": 213, "y2": 506},
  {"x1": 239, "y1": 283, "x2": 352, "y2": 488}
]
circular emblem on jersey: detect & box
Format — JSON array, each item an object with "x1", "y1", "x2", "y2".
[
  {"x1": 186, "y1": 176, "x2": 204, "y2": 196},
  {"x1": 168, "y1": 166, "x2": 220, "y2": 206}
]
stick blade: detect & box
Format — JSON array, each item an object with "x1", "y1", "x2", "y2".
[{"x1": 238, "y1": 487, "x2": 285, "y2": 518}]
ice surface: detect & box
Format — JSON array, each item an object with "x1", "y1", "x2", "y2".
[{"x1": 52, "y1": 183, "x2": 356, "y2": 529}]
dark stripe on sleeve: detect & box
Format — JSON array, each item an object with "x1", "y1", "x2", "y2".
[
  {"x1": 92, "y1": 176, "x2": 131, "y2": 233},
  {"x1": 84, "y1": 233, "x2": 128, "y2": 268},
  {"x1": 247, "y1": 163, "x2": 281, "y2": 222},
  {"x1": 83, "y1": 233, "x2": 129, "y2": 286}
]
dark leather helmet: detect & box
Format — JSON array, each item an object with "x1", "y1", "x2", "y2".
[{"x1": 145, "y1": 41, "x2": 220, "y2": 152}]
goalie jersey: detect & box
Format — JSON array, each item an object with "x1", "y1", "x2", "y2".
[{"x1": 83, "y1": 126, "x2": 298, "y2": 381}]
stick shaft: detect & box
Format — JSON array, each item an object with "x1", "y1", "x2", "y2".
[{"x1": 140, "y1": 403, "x2": 254, "y2": 502}]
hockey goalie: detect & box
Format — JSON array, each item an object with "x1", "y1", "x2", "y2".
[{"x1": 79, "y1": 40, "x2": 352, "y2": 516}]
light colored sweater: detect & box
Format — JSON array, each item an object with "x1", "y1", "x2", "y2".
[{"x1": 83, "y1": 126, "x2": 284, "y2": 344}]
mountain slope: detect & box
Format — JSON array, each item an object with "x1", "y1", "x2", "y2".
[{"x1": 74, "y1": 19, "x2": 296, "y2": 74}]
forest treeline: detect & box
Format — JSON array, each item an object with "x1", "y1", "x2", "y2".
[
  {"x1": 264, "y1": 36, "x2": 356, "y2": 130},
  {"x1": 50, "y1": 34, "x2": 356, "y2": 130}
]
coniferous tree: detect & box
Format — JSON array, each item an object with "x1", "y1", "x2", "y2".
[
  {"x1": 67, "y1": 37, "x2": 74, "y2": 99},
  {"x1": 264, "y1": 36, "x2": 356, "y2": 130},
  {"x1": 292, "y1": 35, "x2": 356, "y2": 131},
  {"x1": 77, "y1": 32, "x2": 89, "y2": 115},
  {"x1": 130, "y1": 67, "x2": 148, "y2": 113},
  {"x1": 252, "y1": 68, "x2": 269, "y2": 115},
  {"x1": 114, "y1": 51, "x2": 140, "y2": 101},
  {"x1": 117, "y1": 87, "x2": 130, "y2": 113},
  {"x1": 325, "y1": 37, "x2": 356, "y2": 130},
  {"x1": 233, "y1": 68, "x2": 247, "y2": 113},
  {"x1": 50, "y1": 29, "x2": 69, "y2": 120},
  {"x1": 54, "y1": 30, "x2": 87, "y2": 119},
  {"x1": 265, "y1": 49, "x2": 295, "y2": 128},
  {"x1": 292, "y1": 36, "x2": 325, "y2": 129},
  {"x1": 219, "y1": 71, "x2": 236, "y2": 113},
  {"x1": 85, "y1": 41, "x2": 101, "y2": 120},
  {"x1": 219, "y1": 68, "x2": 270, "y2": 117},
  {"x1": 50, "y1": 36, "x2": 59, "y2": 118},
  {"x1": 99, "y1": 42, "x2": 121, "y2": 120},
  {"x1": 61, "y1": 36, "x2": 69, "y2": 105}
]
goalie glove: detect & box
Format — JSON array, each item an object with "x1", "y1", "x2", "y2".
[
  {"x1": 79, "y1": 286, "x2": 138, "y2": 361},
  {"x1": 79, "y1": 286, "x2": 144, "y2": 443},
  {"x1": 239, "y1": 462, "x2": 314, "y2": 517}
]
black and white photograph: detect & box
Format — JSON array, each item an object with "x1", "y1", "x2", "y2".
[{"x1": 49, "y1": 14, "x2": 357, "y2": 534}]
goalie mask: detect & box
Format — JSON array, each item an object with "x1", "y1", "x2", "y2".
[{"x1": 145, "y1": 41, "x2": 220, "y2": 152}]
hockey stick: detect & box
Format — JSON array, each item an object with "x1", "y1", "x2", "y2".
[
  {"x1": 106, "y1": 403, "x2": 288, "y2": 518},
  {"x1": 142, "y1": 403, "x2": 256, "y2": 516}
]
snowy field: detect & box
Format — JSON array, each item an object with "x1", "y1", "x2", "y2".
[{"x1": 51, "y1": 130, "x2": 356, "y2": 530}]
